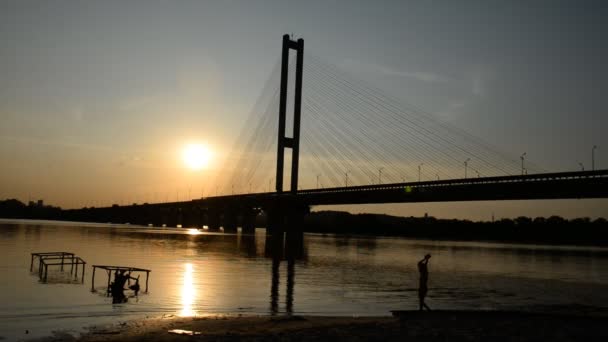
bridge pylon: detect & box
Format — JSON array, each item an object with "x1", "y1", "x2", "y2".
[{"x1": 276, "y1": 34, "x2": 304, "y2": 194}]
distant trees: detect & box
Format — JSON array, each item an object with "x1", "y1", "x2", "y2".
[
  {"x1": 302, "y1": 211, "x2": 608, "y2": 246},
  {"x1": 1, "y1": 198, "x2": 607, "y2": 246},
  {"x1": 0, "y1": 199, "x2": 62, "y2": 220}
]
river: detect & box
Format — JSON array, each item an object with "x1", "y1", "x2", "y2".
[{"x1": 1, "y1": 219, "x2": 607, "y2": 340}]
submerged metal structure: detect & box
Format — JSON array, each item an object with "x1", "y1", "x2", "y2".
[{"x1": 30, "y1": 251, "x2": 86, "y2": 283}]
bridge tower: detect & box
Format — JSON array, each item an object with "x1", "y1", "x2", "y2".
[{"x1": 276, "y1": 34, "x2": 304, "y2": 194}]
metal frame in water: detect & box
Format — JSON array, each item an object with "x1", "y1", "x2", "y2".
[
  {"x1": 30, "y1": 252, "x2": 86, "y2": 283},
  {"x1": 91, "y1": 265, "x2": 151, "y2": 295}
]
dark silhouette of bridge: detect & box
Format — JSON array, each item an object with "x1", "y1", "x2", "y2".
[{"x1": 64, "y1": 35, "x2": 608, "y2": 233}]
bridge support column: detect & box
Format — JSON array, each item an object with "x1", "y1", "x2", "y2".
[
  {"x1": 151, "y1": 208, "x2": 163, "y2": 227},
  {"x1": 265, "y1": 208, "x2": 285, "y2": 236},
  {"x1": 208, "y1": 209, "x2": 221, "y2": 231},
  {"x1": 135, "y1": 205, "x2": 149, "y2": 226},
  {"x1": 189, "y1": 206, "x2": 201, "y2": 228},
  {"x1": 223, "y1": 208, "x2": 238, "y2": 234},
  {"x1": 241, "y1": 208, "x2": 258, "y2": 235},
  {"x1": 166, "y1": 208, "x2": 179, "y2": 228},
  {"x1": 181, "y1": 207, "x2": 192, "y2": 228},
  {"x1": 276, "y1": 34, "x2": 304, "y2": 194},
  {"x1": 176, "y1": 208, "x2": 183, "y2": 228}
]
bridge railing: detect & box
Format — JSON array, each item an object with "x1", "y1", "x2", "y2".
[
  {"x1": 294, "y1": 169, "x2": 608, "y2": 195},
  {"x1": 113, "y1": 170, "x2": 608, "y2": 207}
]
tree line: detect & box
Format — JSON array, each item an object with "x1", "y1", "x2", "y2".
[
  {"x1": 2, "y1": 198, "x2": 606, "y2": 246},
  {"x1": 302, "y1": 211, "x2": 608, "y2": 246}
]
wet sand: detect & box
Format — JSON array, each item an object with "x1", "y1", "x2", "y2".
[{"x1": 29, "y1": 310, "x2": 608, "y2": 341}]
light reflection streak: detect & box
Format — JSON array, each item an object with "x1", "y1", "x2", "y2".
[
  {"x1": 180, "y1": 263, "x2": 196, "y2": 317},
  {"x1": 186, "y1": 228, "x2": 202, "y2": 235}
]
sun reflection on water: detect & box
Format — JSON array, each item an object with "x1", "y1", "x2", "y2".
[
  {"x1": 179, "y1": 263, "x2": 196, "y2": 317},
  {"x1": 186, "y1": 228, "x2": 202, "y2": 235}
]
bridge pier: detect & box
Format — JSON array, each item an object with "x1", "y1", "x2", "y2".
[
  {"x1": 207, "y1": 209, "x2": 221, "y2": 231},
  {"x1": 159, "y1": 207, "x2": 169, "y2": 227},
  {"x1": 264, "y1": 201, "x2": 309, "y2": 236},
  {"x1": 241, "y1": 208, "x2": 258, "y2": 235},
  {"x1": 265, "y1": 207, "x2": 285, "y2": 236},
  {"x1": 182, "y1": 206, "x2": 200, "y2": 229},
  {"x1": 222, "y1": 208, "x2": 238, "y2": 234},
  {"x1": 165, "y1": 208, "x2": 178, "y2": 228},
  {"x1": 140, "y1": 205, "x2": 153, "y2": 226}
]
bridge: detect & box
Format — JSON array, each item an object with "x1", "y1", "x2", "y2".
[{"x1": 64, "y1": 35, "x2": 608, "y2": 233}]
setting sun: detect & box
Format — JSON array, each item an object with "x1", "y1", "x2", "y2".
[{"x1": 182, "y1": 143, "x2": 212, "y2": 170}]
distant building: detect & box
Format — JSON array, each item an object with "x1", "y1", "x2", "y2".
[{"x1": 27, "y1": 200, "x2": 44, "y2": 207}]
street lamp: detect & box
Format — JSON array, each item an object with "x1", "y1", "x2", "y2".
[
  {"x1": 520, "y1": 152, "x2": 527, "y2": 176},
  {"x1": 418, "y1": 163, "x2": 424, "y2": 182},
  {"x1": 316, "y1": 174, "x2": 321, "y2": 189},
  {"x1": 592, "y1": 145, "x2": 598, "y2": 171},
  {"x1": 464, "y1": 158, "x2": 471, "y2": 179},
  {"x1": 378, "y1": 167, "x2": 384, "y2": 184},
  {"x1": 345, "y1": 170, "x2": 350, "y2": 187},
  {"x1": 579, "y1": 162, "x2": 585, "y2": 171}
]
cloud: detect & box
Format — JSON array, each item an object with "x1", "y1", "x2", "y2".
[
  {"x1": 470, "y1": 66, "x2": 494, "y2": 97},
  {"x1": 340, "y1": 59, "x2": 450, "y2": 83},
  {"x1": 0, "y1": 135, "x2": 112, "y2": 152}
]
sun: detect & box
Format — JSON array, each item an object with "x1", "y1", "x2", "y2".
[{"x1": 182, "y1": 143, "x2": 212, "y2": 170}]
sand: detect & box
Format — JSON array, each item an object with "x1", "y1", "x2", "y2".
[{"x1": 28, "y1": 310, "x2": 608, "y2": 342}]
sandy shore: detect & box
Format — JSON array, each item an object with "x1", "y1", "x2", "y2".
[{"x1": 28, "y1": 310, "x2": 608, "y2": 342}]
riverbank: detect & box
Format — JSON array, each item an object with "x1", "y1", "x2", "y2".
[{"x1": 32, "y1": 311, "x2": 608, "y2": 341}]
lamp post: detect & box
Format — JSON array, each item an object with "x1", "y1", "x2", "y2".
[
  {"x1": 464, "y1": 158, "x2": 471, "y2": 179},
  {"x1": 316, "y1": 174, "x2": 321, "y2": 189},
  {"x1": 378, "y1": 167, "x2": 384, "y2": 185},
  {"x1": 345, "y1": 170, "x2": 350, "y2": 187},
  {"x1": 418, "y1": 163, "x2": 424, "y2": 182},
  {"x1": 592, "y1": 145, "x2": 597, "y2": 171},
  {"x1": 520, "y1": 152, "x2": 527, "y2": 176}
]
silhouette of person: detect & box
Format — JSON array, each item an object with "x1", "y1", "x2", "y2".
[
  {"x1": 111, "y1": 270, "x2": 129, "y2": 304},
  {"x1": 418, "y1": 254, "x2": 431, "y2": 311}
]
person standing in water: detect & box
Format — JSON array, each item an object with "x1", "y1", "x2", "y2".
[{"x1": 418, "y1": 254, "x2": 432, "y2": 311}]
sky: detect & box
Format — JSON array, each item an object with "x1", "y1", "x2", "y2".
[{"x1": 0, "y1": 0, "x2": 606, "y2": 219}]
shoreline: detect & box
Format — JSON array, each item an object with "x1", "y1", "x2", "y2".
[
  {"x1": 29, "y1": 310, "x2": 608, "y2": 341},
  {"x1": 3, "y1": 218, "x2": 608, "y2": 249}
]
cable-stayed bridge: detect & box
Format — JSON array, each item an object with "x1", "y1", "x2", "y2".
[{"x1": 66, "y1": 35, "x2": 608, "y2": 233}]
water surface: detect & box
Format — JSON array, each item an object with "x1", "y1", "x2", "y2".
[{"x1": 1, "y1": 219, "x2": 607, "y2": 340}]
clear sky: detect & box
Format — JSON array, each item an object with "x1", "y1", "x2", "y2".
[{"x1": 1, "y1": 0, "x2": 606, "y2": 219}]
